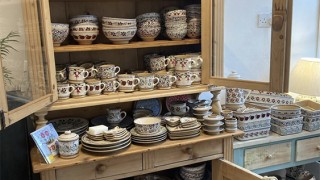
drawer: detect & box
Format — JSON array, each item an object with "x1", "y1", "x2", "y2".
[
  {"x1": 56, "y1": 153, "x2": 143, "y2": 180},
  {"x1": 296, "y1": 136, "x2": 320, "y2": 161},
  {"x1": 153, "y1": 139, "x2": 223, "y2": 167},
  {"x1": 244, "y1": 142, "x2": 291, "y2": 170}
]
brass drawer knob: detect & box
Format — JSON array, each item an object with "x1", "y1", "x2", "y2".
[
  {"x1": 96, "y1": 164, "x2": 107, "y2": 173},
  {"x1": 185, "y1": 147, "x2": 193, "y2": 155}
]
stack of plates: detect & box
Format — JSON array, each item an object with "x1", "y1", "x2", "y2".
[
  {"x1": 81, "y1": 130, "x2": 131, "y2": 153},
  {"x1": 50, "y1": 117, "x2": 89, "y2": 137},
  {"x1": 130, "y1": 126, "x2": 167, "y2": 144},
  {"x1": 167, "y1": 120, "x2": 201, "y2": 140},
  {"x1": 180, "y1": 117, "x2": 198, "y2": 128},
  {"x1": 104, "y1": 127, "x2": 129, "y2": 141},
  {"x1": 164, "y1": 116, "x2": 181, "y2": 127},
  {"x1": 86, "y1": 131, "x2": 104, "y2": 141}
]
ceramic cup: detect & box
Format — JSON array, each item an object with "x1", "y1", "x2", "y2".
[
  {"x1": 70, "y1": 82, "x2": 89, "y2": 98},
  {"x1": 150, "y1": 56, "x2": 169, "y2": 71},
  {"x1": 106, "y1": 108, "x2": 127, "y2": 124},
  {"x1": 170, "y1": 101, "x2": 190, "y2": 116},
  {"x1": 175, "y1": 70, "x2": 198, "y2": 87},
  {"x1": 136, "y1": 73, "x2": 159, "y2": 91},
  {"x1": 155, "y1": 71, "x2": 177, "y2": 89},
  {"x1": 80, "y1": 62, "x2": 98, "y2": 79},
  {"x1": 166, "y1": 55, "x2": 176, "y2": 69},
  {"x1": 85, "y1": 79, "x2": 106, "y2": 96},
  {"x1": 102, "y1": 78, "x2": 120, "y2": 94},
  {"x1": 144, "y1": 53, "x2": 159, "y2": 71},
  {"x1": 191, "y1": 69, "x2": 201, "y2": 84},
  {"x1": 189, "y1": 55, "x2": 203, "y2": 69},
  {"x1": 56, "y1": 65, "x2": 67, "y2": 82},
  {"x1": 57, "y1": 82, "x2": 75, "y2": 99},
  {"x1": 117, "y1": 74, "x2": 140, "y2": 92},
  {"x1": 174, "y1": 55, "x2": 196, "y2": 71},
  {"x1": 97, "y1": 64, "x2": 120, "y2": 79},
  {"x1": 68, "y1": 66, "x2": 89, "y2": 82}
]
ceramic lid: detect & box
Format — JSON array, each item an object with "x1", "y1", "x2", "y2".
[
  {"x1": 58, "y1": 131, "x2": 79, "y2": 142},
  {"x1": 227, "y1": 71, "x2": 241, "y2": 79}
]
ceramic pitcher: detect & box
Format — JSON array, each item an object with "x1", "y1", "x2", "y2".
[{"x1": 225, "y1": 88, "x2": 251, "y2": 110}]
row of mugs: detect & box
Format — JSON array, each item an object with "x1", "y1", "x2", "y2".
[
  {"x1": 144, "y1": 53, "x2": 202, "y2": 72},
  {"x1": 56, "y1": 63, "x2": 121, "y2": 82}
]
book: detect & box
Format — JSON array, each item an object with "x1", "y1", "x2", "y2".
[{"x1": 30, "y1": 123, "x2": 59, "y2": 164}]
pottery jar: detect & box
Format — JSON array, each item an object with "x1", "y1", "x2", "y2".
[
  {"x1": 85, "y1": 79, "x2": 106, "y2": 96},
  {"x1": 150, "y1": 56, "x2": 169, "y2": 71},
  {"x1": 70, "y1": 82, "x2": 89, "y2": 98},
  {"x1": 136, "y1": 73, "x2": 159, "y2": 91},
  {"x1": 155, "y1": 71, "x2": 177, "y2": 89},
  {"x1": 117, "y1": 74, "x2": 140, "y2": 92},
  {"x1": 58, "y1": 131, "x2": 79, "y2": 159},
  {"x1": 57, "y1": 82, "x2": 75, "y2": 99},
  {"x1": 102, "y1": 78, "x2": 120, "y2": 94},
  {"x1": 80, "y1": 62, "x2": 98, "y2": 79},
  {"x1": 174, "y1": 55, "x2": 196, "y2": 71},
  {"x1": 97, "y1": 64, "x2": 121, "y2": 79},
  {"x1": 68, "y1": 66, "x2": 89, "y2": 82},
  {"x1": 175, "y1": 70, "x2": 198, "y2": 87}
]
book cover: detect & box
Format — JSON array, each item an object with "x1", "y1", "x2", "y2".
[{"x1": 30, "y1": 123, "x2": 59, "y2": 164}]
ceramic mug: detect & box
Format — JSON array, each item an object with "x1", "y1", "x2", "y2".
[
  {"x1": 68, "y1": 66, "x2": 89, "y2": 82},
  {"x1": 155, "y1": 71, "x2": 177, "y2": 89},
  {"x1": 225, "y1": 88, "x2": 251, "y2": 105},
  {"x1": 166, "y1": 55, "x2": 176, "y2": 69},
  {"x1": 85, "y1": 79, "x2": 106, "y2": 96},
  {"x1": 56, "y1": 65, "x2": 67, "y2": 82},
  {"x1": 70, "y1": 82, "x2": 89, "y2": 98},
  {"x1": 136, "y1": 73, "x2": 159, "y2": 91},
  {"x1": 174, "y1": 55, "x2": 196, "y2": 71},
  {"x1": 80, "y1": 62, "x2": 98, "y2": 79},
  {"x1": 117, "y1": 74, "x2": 140, "y2": 92},
  {"x1": 150, "y1": 56, "x2": 169, "y2": 71},
  {"x1": 106, "y1": 108, "x2": 127, "y2": 124},
  {"x1": 102, "y1": 78, "x2": 120, "y2": 94},
  {"x1": 175, "y1": 70, "x2": 198, "y2": 87},
  {"x1": 144, "y1": 53, "x2": 159, "y2": 71},
  {"x1": 57, "y1": 82, "x2": 75, "y2": 99},
  {"x1": 170, "y1": 101, "x2": 190, "y2": 116},
  {"x1": 189, "y1": 55, "x2": 203, "y2": 69},
  {"x1": 191, "y1": 68, "x2": 201, "y2": 84},
  {"x1": 97, "y1": 64, "x2": 120, "y2": 79}
]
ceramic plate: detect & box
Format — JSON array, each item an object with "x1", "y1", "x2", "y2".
[
  {"x1": 132, "y1": 136, "x2": 167, "y2": 144},
  {"x1": 50, "y1": 117, "x2": 89, "y2": 133},
  {"x1": 168, "y1": 130, "x2": 200, "y2": 137},
  {"x1": 131, "y1": 134, "x2": 167, "y2": 141},
  {"x1": 82, "y1": 138, "x2": 131, "y2": 150},
  {"x1": 82, "y1": 141, "x2": 131, "y2": 153},
  {"x1": 166, "y1": 122, "x2": 201, "y2": 132},
  {"x1": 91, "y1": 115, "x2": 134, "y2": 129},
  {"x1": 166, "y1": 95, "x2": 192, "y2": 111},
  {"x1": 131, "y1": 133, "x2": 167, "y2": 140},
  {"x1": 81, "y1": 133, "x2": 130, "y2": 146},
  {"x1": 202, "y1": 128, "x2": 224, "y2": 135},
  {"x1": 134, "y1": 98, "x2": 162, "y2": 116},
  {"x1": 168, "y1": 132, "x2": 200, "y2": 140},
  {"x1": 130, "y1": 126, "x2": 167, "y2": 137}
]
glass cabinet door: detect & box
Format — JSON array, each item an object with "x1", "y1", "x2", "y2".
[
  {"x1": 202, "y1": 0, "x2": 292, "y2": 92},
  {"x1": 0, "y1": 0, "x2": 57, "y2": 129}
]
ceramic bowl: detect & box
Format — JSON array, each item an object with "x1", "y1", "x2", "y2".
[
  {"x1": 51, "y1": 23, "x2": 69, "y2": 47},
  {"x1": 71, "y1": 31, "x2": 99, "y2": 45},
  {"x1": 203, "y1": 114, "x2": 224, "y2": 124},
  {"x1": 134, "y1": 117, "x2": 161, "y2": 135},
  {"x1": 225, "y1": 128, "x2": 237, "y2": 133},
  {"x1": 137, "y1": 12, "x2": 160, "y2": 22},
  {"x1": 70, "y1": 15, "x2": 98, "y2": 25},
  {"x1": 137, "y1": 26, "x2": 161, "y2": 41},
  {"x1": 271, "y1": 104, "x2": 301, "y2": 115},
  {"x1": 203, "y1": 121, "x2": 224, "y2": 130},
  {"x1": 187, "y1": 28, "x2": 201, "y2": 39},
  {"x1": 103, "y1": 27, "x2": 137, "y2": 44},
  {"x1": 180, "y1": 163, "x2": 206, "y2": 173},
  {"x1": 71, "y1": 23, "x2": 99, "y2": 32},
  {"x1": 102, "y1": 17, "x2": 136, "y2": 27},
  {"x1": 165, "y1": 23, "x2": 187, "y2": 30},
  {"x1": 166, "y1": 28, "x2": 187, "y2": 40},
  {"x1": 193, "y1": 105, "x2": 212, "y2": 113},
  {"x1": 137, "y1": 21, "x2": 161, "y2": 28},
  {"x1": 165, "y1": 9, "x2": 187, "y2": 18}
]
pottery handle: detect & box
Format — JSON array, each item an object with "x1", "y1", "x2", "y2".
[
  {"x1": 186, "y1": 106, "x2": 190, "y2": 112},
  {"x1": 100, "y1": 82, "x2": 106, "y2": 91},
  {"x1": 114, "y1": 66, "x2": 121, "y2": 75},
  {"x1": 68, "y1": 85, "x2": 75, "y2": 93},
  {"x1": 85, "y1": 84, "x2": 90, "y2": 92},
  {"x1": 133, "y1": 78, "x2": 140, "y2": 86},
  {"x1": 114, "y1": 81, "x2": 120, "y2": 89},
  {"x1": 120, "y1": 111, "x2": 127, "y2": 120},
  {"x1": 170, "y1": 76, "x2": 177, "y2": 83},
  {"x1": 83, "y1": 70, "x2": 89, "y2": 79},
  {"x1": 153, "y1": 77, "x2": 159, "y2": 86}
]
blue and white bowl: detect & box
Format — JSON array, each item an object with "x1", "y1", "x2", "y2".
[{"x1": 51, "y1": 23, "x2": 69, "y2": 47}]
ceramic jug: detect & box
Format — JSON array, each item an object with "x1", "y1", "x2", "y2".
[{"x1": 225, "y1": 88, "x2": 251, "y2": 110}]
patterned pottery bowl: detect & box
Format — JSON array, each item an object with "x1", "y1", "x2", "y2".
[
  {"x1": 103, "y1": 27, "x2": 137, "y2": 44},
  {"x1": 137, "y1": 26, "x2": 161, "y2": 41},
  {"x1": 71, "y1": 23, "x2": 99, "y2": 32},
  {"x1": 51, "y1": 23, "x2": 69, "y2": 47},
  {"x1": 102, "y1": 17, "x2": 136, "y2": 28},
  {"x1": 134, "y1": 117, "x2": 161, "y2": 135},
  {"x1": 70, "y1": 15, "x2": 98, "y2": 25},
  {"x1": 71, "y1": 31, "x2": 99, "y2": 45},
  {"x1": 137, "y1": 12, "x2": 160, "y2": 22},
  {"x1": 165, "y1": 9, "x2": 187, "y2": 18},
  {"x1": 166, "y1": 28, "x2": 187, "y2": 40}
]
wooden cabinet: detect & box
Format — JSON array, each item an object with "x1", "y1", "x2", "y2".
[{"x1": 296, "y1": 136, "x2": 320, "y2": 161}]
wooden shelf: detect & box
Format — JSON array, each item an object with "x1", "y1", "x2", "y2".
[
  {"x1": 47, "y1": 84, "x2": 209, "y2": 111},
  {"x1": 54, "y1": 39, "x2": 201, "y2": 53},
  {"x1": 31, "y1": 130, "x2": 243, "y2": 173}
]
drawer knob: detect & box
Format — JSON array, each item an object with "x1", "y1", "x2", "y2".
[
  {"x1": 317, "y1": 145, "x2": 320, "y2": 150},
  {"x1": 96, "y1": 164, "x2": 107, "y2": 173},
  {"x1": 266, "y1": 154, "x2": 273, "y2": 159},
  {"x1": 185, "y1": 147, "x2": 193, "y2": 155}
]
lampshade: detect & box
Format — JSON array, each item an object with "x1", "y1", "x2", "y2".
[{"x1": 289, "y1": 58, "x2": 320, "y2": 96}]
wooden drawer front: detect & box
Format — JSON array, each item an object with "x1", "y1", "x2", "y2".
[
  {"x1": 296, "y1": 136, "x2": 320, "y2": 161},
  {"x1": 154, "y1": 139, "x2": 223, "y2": 167},
  {"x1": 244, "y1": 142, "x2": 291, "y2": 170},
  {"x1": 56, "y1": 154, "x2": 143, "y2": 180}
]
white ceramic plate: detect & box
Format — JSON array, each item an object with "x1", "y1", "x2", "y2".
[
  {"x1": 82, "y1": 141, "x2": 131, "y2": 153},
  {"x1": 168, "y1": 132, "x2": 200, "y2": 140},
  {"x1": 166, "y1": 122, "x2": 201, "y2": 132},
  {"x1": 81, "y1": 133, "x2": 130, "y2": 146},
  {"x1": 130, "y1": 126, "x2": 167, "y2": 137}
]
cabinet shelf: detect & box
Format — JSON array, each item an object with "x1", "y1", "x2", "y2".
[
  {"x1": 53, "y1": 39, "x2": 200, "y2": 53},
  {"x1": 48, "y1": 84, "x2": 209, "y2": 111}
]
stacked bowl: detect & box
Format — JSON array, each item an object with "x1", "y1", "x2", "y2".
[
  {"x1": 165, "y1": 9, "x2": 187, "y2": 40},
  {"x1": 70, "y1": 15, "x2": 99, "y2": 45},
  {"x1": 136, "y1": 13, "x2": 161, "y2": 41},
  {"x1": 202, "y1": 114, "x2": 224, "y2": 135},
  {"x1": 102, "y1": 17, "x2": 137, "y2": 44},
  {"x1": 185, "y1": 4, "x2": 201, "y2": 39},
  {"x1": 51, "y1": 23, "x2": 69, "y2": 47},
  {"x1": 179, "y1": 163, "x2": 206, "y2": 180}
]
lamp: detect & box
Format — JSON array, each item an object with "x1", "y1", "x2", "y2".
[{"x1": 289, "y1": 58, "x2": 320, "y2": 101}]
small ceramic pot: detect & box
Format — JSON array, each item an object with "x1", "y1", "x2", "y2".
[
  {"x1": 68, "y1": 66, "x2": 89, "y2": 82},
  {"x1": 136, "y1": 73, "x2": 159, "y2": 91},
  {"x1": 58, "y1": 131, "x2": 79, "y2": 159},
  {"x1": 221, "y1": 110, "x2": 233, "y2": 119},
  {"x1": 150, "y1": 56, "x2": 169, "y2": 71},
  {"x1": 55, "y1": 65, "x2": 67, "y2": 82},
  {"x1": 80, "y1": 62, "x2": 98, "y2": 79},
  {"x1": 174, "y1": 55, "x2": 196, "y2": 71},
  {"x1": 57, "y1": 83, "x2": 75, "y2": 99},
  {"x1": 117, "y1": 74, "x2": 140, "y2": 92},
  {"x1": 106, "y1": 108, "x2": 127, "y2": 124},
  {"x1": 170, "y1": 101, "x2": 190, "y2": 116},
  {"x1": 155, "y1": 71, "x2": 177, "y2": 89},
  {"x1": 175, "y1": 70, "x2": 198, "y2": 87},
  {"x1": 97, "y1": 64, "x2": 120, "y2": 79},
  {"x1": 102, "y1": 78, "x2": 120, "y2": 94},
  {"x1": 85, "y1": 79, "x2": 106, "y2": 96}
]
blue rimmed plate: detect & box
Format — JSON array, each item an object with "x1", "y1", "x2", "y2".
[{"x1": 134, "y1": 98, "x2": 162, "y2": 116}]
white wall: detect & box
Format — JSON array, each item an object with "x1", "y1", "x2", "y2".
[
  {"x1": 224, "y1": 0, "x2": 272, "y2": 82},
  {"x1": 0, "y1": 0, "x2": 28, "y2": 92}
]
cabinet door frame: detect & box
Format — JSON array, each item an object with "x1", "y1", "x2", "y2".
[
  {"x1": 202, "y1": 0, "x2": 292, "y2": 92},
  {"x1": 0, "y1": 0, "x2": 57, "y2": 129}
]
